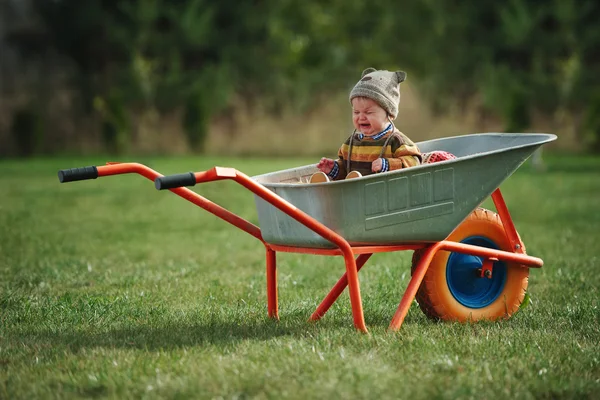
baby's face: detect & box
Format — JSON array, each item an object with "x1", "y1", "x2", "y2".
[{"x1": 351, "y1": 97, "x2": 389, "y2": 136}]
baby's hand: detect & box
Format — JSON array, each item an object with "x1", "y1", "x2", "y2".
[
  {"x1": 317, "y1": 157, "x2": 335, "y2": 174},
  {"x1": 371, "y1": 158, "x2": 383, "y2": 172}
]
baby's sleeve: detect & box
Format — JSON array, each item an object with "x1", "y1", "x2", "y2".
[
  {"x1": 386, "y1": 134, "x2": 422, "y2": 170},
  {"x1": 328, "y1": 148, "x2": 347, "y2": 180}
]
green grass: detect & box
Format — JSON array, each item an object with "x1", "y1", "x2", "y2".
[{"x1": 1, "y1": 154, "x2": 599, "y2": 399}]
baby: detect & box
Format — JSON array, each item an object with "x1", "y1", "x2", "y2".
[{"x1": 316, "y1": 68, "x2": 422, "y2": 180}]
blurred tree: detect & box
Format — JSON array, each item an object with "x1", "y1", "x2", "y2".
[
  {"x1": 23, "y1": 0, "x2": 362, "y2": 152},
  {"x1": 11, "y1": 107, "x2": 43, "y2": 156},
  {"x1": 376, "y1": 0, "x2": 600, "y2": 147},
  {"x1": 3, "y1": 0, "x2": 599, "y2": 154}
]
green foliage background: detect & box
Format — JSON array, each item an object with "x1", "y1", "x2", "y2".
[{"x1": 2, "y1": 0, "x2": 599, "y2": 155}]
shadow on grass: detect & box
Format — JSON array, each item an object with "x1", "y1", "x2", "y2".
[{"x1": 5, "y1": 314, "x2": 373, "y2": 352}]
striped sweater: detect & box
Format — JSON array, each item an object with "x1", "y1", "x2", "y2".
[{"x1": 328, "y1": 124, "x2": 422, "y2": 180}]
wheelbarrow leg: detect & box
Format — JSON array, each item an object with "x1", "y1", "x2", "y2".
[
  {"x1": 310, "y1": 253, "x2": 372, "y2": 321},
  {"x1": 343, "y1": 253, "x2": 368, "y2": 332},
  {"x1": 266, "y1": 247, "x2": 279, "y2": 320},
  {"x1": 491, "y1": 189, "x2": 525, "y2": 254},
  {"x1": 389, "y1": 243, "x2": 441, "y2": 331}
]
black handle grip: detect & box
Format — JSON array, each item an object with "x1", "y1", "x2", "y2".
[
  {"x1": 154, "y1": 172, "x2": 196, "y2": 190},
  {"x1": 58, "y1": 166, "x2": 98, "y2": 183}
]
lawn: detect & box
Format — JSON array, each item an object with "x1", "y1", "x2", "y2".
[{"x1": 1, "y1": 154, "x2": 599, "y2": 399}]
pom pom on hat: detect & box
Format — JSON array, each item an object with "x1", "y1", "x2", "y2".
[{"x1": 349, "y1": 68, "x2": 407, "y2": 119}]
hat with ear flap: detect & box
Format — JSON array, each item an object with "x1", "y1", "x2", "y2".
[{"x1": 349, "y1": 68, "x2": 407, "y2": 119}]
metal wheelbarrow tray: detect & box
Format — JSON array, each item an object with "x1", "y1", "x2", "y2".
[{"x1": 58, "y1": 133, "x2": 557, "y2": 333}]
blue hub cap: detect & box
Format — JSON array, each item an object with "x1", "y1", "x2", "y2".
[{"x1": 446, "y1": 236, "x2": 507, "y2": 308}]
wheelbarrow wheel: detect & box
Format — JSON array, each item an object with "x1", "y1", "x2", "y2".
[{"x1": 411, "y1": 208, "x2": 529, "y2": 322}]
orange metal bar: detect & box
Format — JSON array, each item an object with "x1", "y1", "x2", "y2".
[
  {"x1": 491, "y1": 189, "x2": 525, "y2": 254},
  {"x1": 195, "y1": 167, "x2": 237, "y2": 183},
  {"x1": 480, "y1": 257, "x2": 496, "y2": 278},
  {"x1": 96, "y1": 163, "x2": 263, "y2": 242},
  {"x1": 310, "y1": 253, "x2": 373, "y2": 321},
  {"x1": 309, "y1": 240, "x2": 542, "y2": 330},
  {"x1": 388, "y1": 239, "x2": 543, "y2": 332},
  {"x1": 389, "y1": 242, "x2": 443, "y2": 331},
  {"x1": 267, "y1": 243, "x2": 425, "y2": 256},
  {"x1": 348, "y1": 244, "x2": 426, "y2": 254},
  {"x1": 192, "y1": 168, "x2": 368, "y2": 332},
  {"x1": 266, "y1": 246, "x2": 279, "y2": 319},
  {"x1": 439, "y1": 241, "x2": 542, "y2": 267}
]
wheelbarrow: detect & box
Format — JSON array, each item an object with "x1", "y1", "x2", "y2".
[{"x1": 58, "y1": 133, "x2": 557, "y2": 333}]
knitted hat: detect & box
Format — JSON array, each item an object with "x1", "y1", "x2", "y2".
[{"x1": 349, "y1": 68, "x2": 407, "y2": 119}]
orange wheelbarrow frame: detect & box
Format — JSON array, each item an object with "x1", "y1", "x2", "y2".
[{"x1": 58, "y1": 162, "x2": 542, "y2": 333}]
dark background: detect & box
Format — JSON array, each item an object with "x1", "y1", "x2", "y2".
[{"x1": 1, "y1": 0, "x2": 598, "y2": 157}]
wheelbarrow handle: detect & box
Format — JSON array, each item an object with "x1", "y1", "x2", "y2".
[
  {"x1": 58, "y1": 166, "x2": 98, "y2": 183},
  {"x1": 155, "y1": 167, "x2": 237, "y2": 190},
  {"x1": 154, "y1": 172, "x2": 196, "y2": 190}
]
